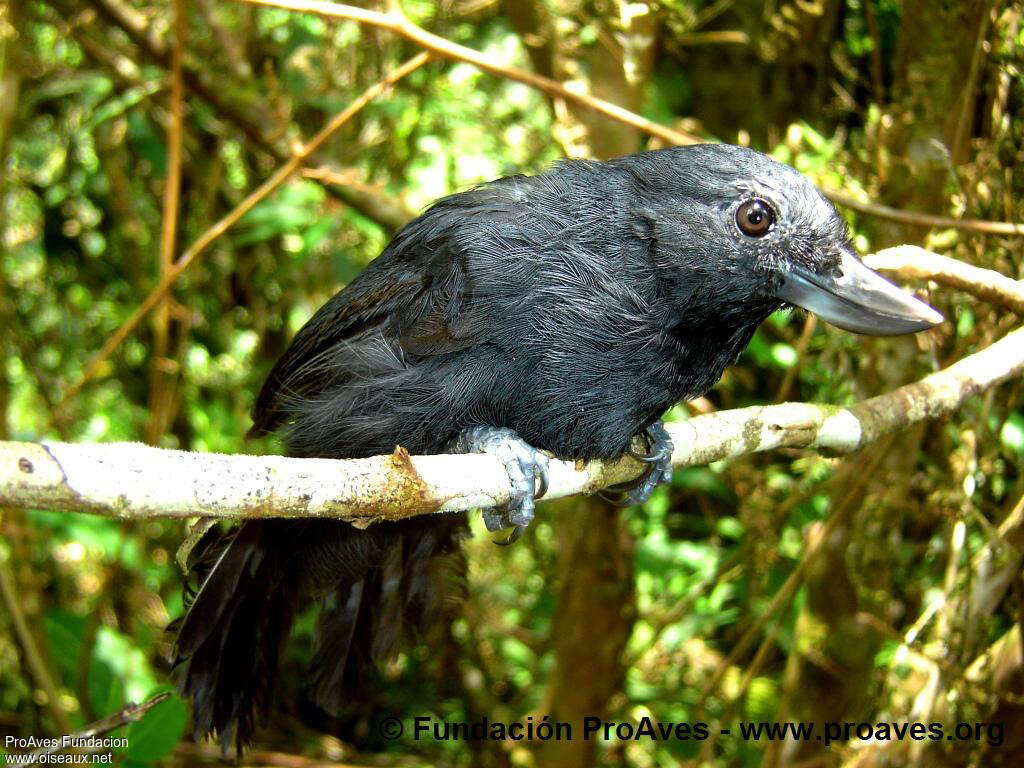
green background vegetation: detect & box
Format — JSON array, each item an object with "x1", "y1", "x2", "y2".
[{"x1": 1, "y1": 1, "x2": 1023, "y2": 766}]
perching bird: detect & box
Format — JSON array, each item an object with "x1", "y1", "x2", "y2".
[{"x1": 171, "y1": 144, "x2": 941, "y2": 749}]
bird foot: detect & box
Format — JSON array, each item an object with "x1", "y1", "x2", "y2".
[
  {"x1": 448, "y1": 426, "x2": 549, "y2": 544},
  {"x1": 600, "y1": 421, "x2": 674, "y2": 507}
]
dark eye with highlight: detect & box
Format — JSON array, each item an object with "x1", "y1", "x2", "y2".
[{"x1": 736, "y1": 199, "x2": 775, "y2": 237}]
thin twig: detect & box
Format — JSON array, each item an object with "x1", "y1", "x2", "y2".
[
  {"x1": 74, "y1": 0, "x2": 411, "y2": 233},
  {"x1": 21, "y1": 692, "x2": 171, "y2": 766},
  {"x1": 674, "y1": 29, "x2": 748, "y2": 46},
  {"x1": 146, "y1": 0, "x2": 186, "y2": 445},
  {"x1": 951, "y1": 1, "x2": 997, "y2": 164},
  {"x1": 837, "y1": 625, "x2": 1023, "y2": 767},
  {"x1": 862, "y1": 0, "x2": 886, "y2": 106},
  {"x1": 700, "y1": 609, "x2": 786, "y2": 759},
  {"x1": 83, "y1": 0, "x2": 276, "y2": 150},
  {"x1": 624, "y1": 555, "x2": 744, "y2": 669},
  {"x1": 774, "y1": 314, "x2": 816, "y2": 403},
  {"x1": 197, "y1": 0, "x2": 253, "y2": 79},
  {"x1": 695, "y1": 443, "x2": 892, "y2": 718},
  {"x1": 234, "y1": 0, "x2": 704, "y2": 147},
  {"x1": 301, "y1": 165, "x2": 416, "y2": 221},
  {"x1": 827, "y1": 189, "x2": 1024, "y2": 236},
  {"x1": 52, "y1": 52, "x2": 430, "y2": 418}
]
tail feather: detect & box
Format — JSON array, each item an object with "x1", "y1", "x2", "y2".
[
  {"x1": 309, "y1": 580, "x2": 365, "y2": 713},
  {"x1": 172, "y1": 515, "x2": 468, "y2": 750},
  {"x1": 402, "y1": 521, "x2": 466, "y2": 619},
  {"x1": 173, "y1": 522, "x2": 263, "y2": 658},
  {"x1": 371, "y1": 543, "x2": 405, "y2": 662},
  {"x1": 172, "y1": 520, "x2": 299, "y2": 750}
]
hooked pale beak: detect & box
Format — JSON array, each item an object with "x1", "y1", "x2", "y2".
[{"x1": 774, "y1": 250, "x2": 943, "y2": 335}]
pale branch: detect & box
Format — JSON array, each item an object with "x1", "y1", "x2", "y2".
[
  {"x1": 4, "y1": 320, "x2": 1024, "y2": 523},
  {"x1": 865, "y1": 245, "x2": 1024, "y2": 313},
  {"x1": 825, "y1": 189, "x2": 1024, "y2": 236}
]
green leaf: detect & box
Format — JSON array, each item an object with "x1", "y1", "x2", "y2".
[
  {"x1": 746, "y1": 676, "x2": 779, "y2": 721},
  {"x1": 88, "y1": 653, "x2": 124, "y2": 718},
  {"x1": 44, "y1": 609, "x2": 88, "y2": 689},
  {"x1": 124, "y1": 690, "x2": 188, "y2": 764},
  {"x1": 579, "y1": 25, "x2": 598, "y2": 45},
  {"x1": 957, "y1": 305, "x2": 975, "y2": 337},
  {"x1": 44, "y1": 609, "x2": 126, "y2": 718}
]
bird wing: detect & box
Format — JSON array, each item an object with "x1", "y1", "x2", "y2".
[
  {"x1": 395, "y1": 244, "x2": 481, "y2": 356},
  {"x1": 249, "y1": 221, "x2": 490, "y2": 438}
]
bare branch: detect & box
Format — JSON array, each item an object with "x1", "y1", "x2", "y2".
[
  {"x1": 865, "y1": 245, "x2": 1024, "y2": 313},
  {"x1": 828, "y1": 189, "x2": 1024, "y2": 237},
  {"x1": 146, "y1": 0, "x2": 187, "y2": 445},
  {"x1": 81, "y1": 0, "x2": 282, "y2": 152},
  {"x1": 81, "y1": 0, "x2": 412, "y2": 232},
  {"x1": 7, "y1": 315, "x2": 1024, "y2": 523},
  {"x1": 301, "y1": 165, "x2": 416, "y2": 224},
  {"x1": 839, "y1": 625, "x2": 1023, "y2": 768}
]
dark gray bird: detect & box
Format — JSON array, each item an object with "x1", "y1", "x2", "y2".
[{"x1": 171, "y1": 144, "x2": 941, "y2": 749}]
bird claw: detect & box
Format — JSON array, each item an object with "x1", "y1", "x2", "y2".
[
  {"x1": 601, "y1": 421, "x2": 674, "y2": 507},
  {"x1": 449, "y1": 426, "x2": 549, "y2": 543}
]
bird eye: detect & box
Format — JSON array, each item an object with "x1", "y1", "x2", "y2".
[{"x1": 736, "y1": 199, "x2": 775, "y2": 237}]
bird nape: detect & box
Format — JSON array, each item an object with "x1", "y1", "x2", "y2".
[{"x1": 170, "y1": 143, "x2": 942, "y2": 750}]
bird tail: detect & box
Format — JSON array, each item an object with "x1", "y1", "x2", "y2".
[
  {"x1": 170, "y1": 516, "x2": 467, "y2": 752},
  {"x1": 170, "y1": 520, "x2": 297, "y2": 751}
]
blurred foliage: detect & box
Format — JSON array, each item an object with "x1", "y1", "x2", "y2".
[{"x1": 2, "y1": 1, "x2": 1024, "y2": 767}]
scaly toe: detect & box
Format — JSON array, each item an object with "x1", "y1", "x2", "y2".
[
  {"x1": 604, "y1": 421, "x2": 674, "y2": 507},
  {"x1": 449, "y1": 426, "x2": 549, "y2": 540}
]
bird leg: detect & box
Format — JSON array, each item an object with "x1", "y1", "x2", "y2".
[
  {"x1": 447, "y1": 426, "x2": 550, "y2": 544},
  {"x1": 601, "y1": 421, "x2": 674, "y2": 506}
]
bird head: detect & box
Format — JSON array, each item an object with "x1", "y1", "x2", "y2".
[{"x1": 617, "y1": 144, "x2": 943, "y2": 335}]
